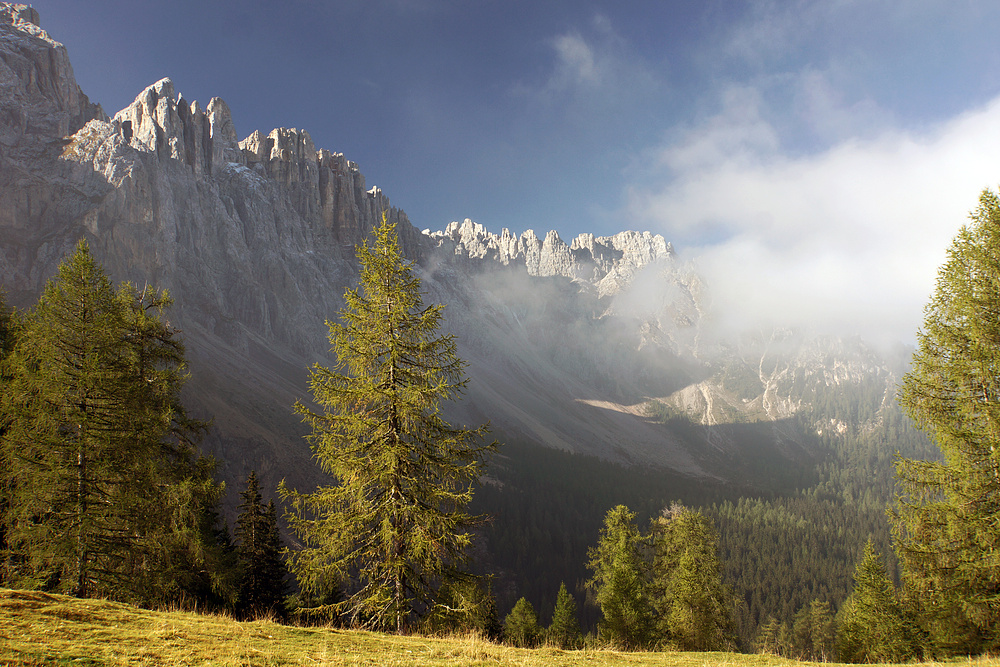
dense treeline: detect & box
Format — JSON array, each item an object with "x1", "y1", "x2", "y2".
[
  {"x1": 474, "y1": 366, "x2": 936, "y2": 653},
  {"x1": 709, "y1": 402, "x2": 936, "y2": 641},
  {"x1": 471, "y1": 438, "x2": 744, "y2": 630},
  {"x1": 0, "y1": 243, "x2": 285, "y2": 615}
]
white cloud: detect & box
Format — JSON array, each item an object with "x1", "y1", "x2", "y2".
[
  {"x1": 515, "y1": 14, "x2": 658, "y2": 107},
  {"x1": 658, "y1": 86, "x2": 779, "y2": 174},
  {"x1": 628, "y1": 93, "x2": 1000, "y2": 345}
]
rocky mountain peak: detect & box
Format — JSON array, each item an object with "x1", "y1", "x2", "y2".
[
  {"x1": 0, "y1": 4, "x2": 907, "y2": 489},
  {"x1": 0, "y1": 3, "x2": 104, "y2": 145},
  {"x1": 426, "y1": 219, "x2": 674, "y2": 296},
  {"x1": 112, "y1": 78, "x2": 241, "y2": 176},
  {"x1": 1, "y1": 3, "x2": 37, "y2": 27}
]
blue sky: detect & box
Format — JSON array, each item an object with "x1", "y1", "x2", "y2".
[{"x1": 36, "y1": 1, "x2": 1000, "y2": 343}]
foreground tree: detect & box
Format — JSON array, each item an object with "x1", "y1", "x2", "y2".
[
  {"x1": 547, "y1": 582, "x2": 581, "y2": 649},
  {"x1": 234, "y1": 471, "x2": 287, "y2": 619},
  {"x1": 0, "y1": 241, "x2": 228, "y2": 604},
  {"x1": 281, "y1": 215, "x2": 495, "y2": 632},
  {"x1": 837, "y1": 540, "x2": 912, "y2": 663},
  {"x1": 586, "y1": 505, "x2": 652, "y2": 649},
  {"x1": 895, "y1": 188, "x2": 1000, "y2": 654},
  {"x1": 649, "y1": 504, "x2": 735, "y2": 651},
  {"x1": 504, "y1": 597, "x2": 540, "y2": 647},
  {"x1": 0, "y1": 292, "x2": 18, "y2": 581}
]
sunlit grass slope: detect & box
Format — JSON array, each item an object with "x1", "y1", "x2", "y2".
[{"x1": 0, "y1": 588, "x2": 995, "y2": 666}]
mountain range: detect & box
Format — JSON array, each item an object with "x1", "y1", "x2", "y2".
[{"x1": 0, "y1": 3, "x2": 906, "y2": 509}]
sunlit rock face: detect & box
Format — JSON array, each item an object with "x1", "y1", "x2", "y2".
[
  {"x1": 0, "y1": 3, "x2": 431, "y2": 494},
  {"x1": 0, "y1": 4, "x2": 904, "y2": 497},
  {"x1": 426, "y1": 219, "x2": 674, "y2": 297}
]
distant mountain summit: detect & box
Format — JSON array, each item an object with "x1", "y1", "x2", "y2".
[
  {"x1": 427, "y1": 219, "x2": 673, "y2": 296},
  {"x1": 0, "y1": 4, "x2": 903, "y2": 502}
]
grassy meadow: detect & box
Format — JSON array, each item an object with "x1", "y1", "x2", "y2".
[{"x1": 0, "y1": 588, "x2": 994, "y2": 667}]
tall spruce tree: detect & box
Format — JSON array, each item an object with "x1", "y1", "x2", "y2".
[
  {"x1": 586, "y1": 505, "x2": 652, "y2": 649},
  {"x1": 234, "y1": 470, "x2": 287, "y2": 619},
  {"x1": 649, "y1": 504, "x2": 734, "y2": 651},
  {"x1": 280, "y1": 215, "x2": 495, "y2": 632},
  {"x1": 0, "y1": 241, "x2": 227, "y2": 604},
  {"x1": 895, "y1": 187, "x2": 1000, "y2": 654},
  {"x1": 837, "y1": 540, "x2": 911, "y2": 663}
]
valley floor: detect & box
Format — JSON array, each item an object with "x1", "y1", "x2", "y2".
[{"x1": 0, "y1": 589, "x2": 991, "y2": 667}]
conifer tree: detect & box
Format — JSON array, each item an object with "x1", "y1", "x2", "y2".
[
  {"x1": 586, "y1": 505, "x2": 652, "y2": 649},
  {"x1": 504, "y1": 596, "x2": 540, "y2": 647},
  {"x1": 895, "y1": 187, "x2": 1000, "y2": 653},
  {"x1": 548, "y1": 581, "x2": 581, "y2": 649},
  {"x1": 0, "y1": 241, "x2": 227, "y2": 604},
  {"x1": 837, "y1": 540, "x2": 911, "y2": 663},
  {"x1": 808, "y1": 599, "x2": 836, "y2": 661},
  {"x1": 754, "y1": 617, "x2": 783, "y2": 656},
  {"x1": 280, "y1": 215, "x2": 495, "y2": 633},
  {"x1": 649, "y1": 504, "x2": 734, "y2": 651},
  {"x1": 235, "y1": 470, "x2": 287, "y2": 619},
  {"x1": 787, "y1": 598, "x2": 835, "y2": 661},
  {"x1": 790, "y1": 604, "x2": 812, "y2": 658}
]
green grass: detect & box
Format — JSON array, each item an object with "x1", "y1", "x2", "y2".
[{"x1": 0, "y1": 588, "x2": 995, "y2": 666}]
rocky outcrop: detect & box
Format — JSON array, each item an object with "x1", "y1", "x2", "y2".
[
  {"x1": 0, "y1": 4, "x2": 435, "y2": 494},
  {"x1": 111, "y1": 78, "x2": 240, "y2": 177},
  {"x1": 0, "y1": 4, "x2": 104, "y2": 145},
  {"x1": 426, "y1": 218, "x2": 674, "y2": 296}
]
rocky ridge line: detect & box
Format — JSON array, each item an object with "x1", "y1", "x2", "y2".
[
  {"x1": 427, "y1": 218, "x2": 674, "y2": 297},
  {"x1": 109, "y1": 77, "x2": 423, "y2": 255}
]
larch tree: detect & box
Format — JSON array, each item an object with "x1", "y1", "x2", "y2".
[
  {"x1": 280, "y1": 215, "x2": 495, "y2": 633},
  {"x1": 503, "y1": 596, "x2": 540, "y2": 647},
  {"x1": 895, "y1": 187, "x2": 1000, "y2": 654},
  {"x1": 547, "y1": 581, "x2": 581, "y2": 649},
  {"x1": 0, "y1": 291, "x2": 18, "y2": 581},
  {"x1": 0, "y1": 241, "x2": 227, "y2": 604}
]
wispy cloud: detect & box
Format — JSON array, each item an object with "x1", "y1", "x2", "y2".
[
  {"x1": 550, "y1": 32, "x2": 601, "y2": 90},
  {"x1": 515, "y1": 14, "x2": 658, "y2": 108}
]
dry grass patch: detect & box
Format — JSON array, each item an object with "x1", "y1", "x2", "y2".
[{"x1": 3, "y1": 589, "x2": 1000, "y2": 666}]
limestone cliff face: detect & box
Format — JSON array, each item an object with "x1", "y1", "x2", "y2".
[
  {"x1": 0, "y1": 4, "x2": 430, "y2": 488},
  {"x1": 0, "y1": 5, "x2": 103, "y2": 145},
  {"x1": 1, "y1": 63, "x2": 422, "y2": 359}
]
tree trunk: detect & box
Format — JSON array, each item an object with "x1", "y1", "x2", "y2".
[{"x1": 75, "y1": 438, "x2": 88, "y2": 598}]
